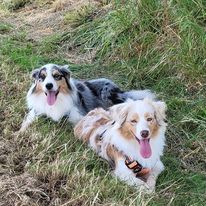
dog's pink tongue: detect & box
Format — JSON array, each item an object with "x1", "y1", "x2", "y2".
[
  {"x1": 140, "y1": 139, "x2": 152, "y2": 159},
  {"x1": 47, "y1": 91, "x2": 56, "y2": 106}
]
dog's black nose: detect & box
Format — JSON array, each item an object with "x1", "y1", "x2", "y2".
[
  {"x1": 46, "y1": 83, "x2": 53, "y2": 90},
  {"x1": 140, "y1": 130, "x2": 149, "y2": 138}
]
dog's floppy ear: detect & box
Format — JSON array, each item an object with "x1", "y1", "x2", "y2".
[
  {"x1": 145, "y1": 99, "x2": 167, "y2": 125},
  {"x1": 109, "y1": 102, "x2": 129, "y2": 127},
  {"x1": 31, "y1": 68, "x2": 40, "y2": 80},
  {"x1": 154, "y1": 101, "x2": 167, "y2": 124},
  {"x1": 59, "y1": 65, "x2": 71, "y2": 78}
]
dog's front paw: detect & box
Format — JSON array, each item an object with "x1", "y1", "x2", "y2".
[
  {"x1": 145, "y1": 175, "x2": 156, "y2": 193},
  {"x1": 139, "y1": 183, "x2": 155, "y2": 194}
]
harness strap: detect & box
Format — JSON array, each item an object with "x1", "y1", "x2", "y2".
[
  {"x1": 99, "y1": 121, "x2": 115, "y2": 139},
  {"x1": 99, "y1": 129, "x2": 107, "y2": 139}
]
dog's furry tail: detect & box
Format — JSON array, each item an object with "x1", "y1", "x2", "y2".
[{"x1": 123, "y1": 90, "x2": 156, "y2": 101}]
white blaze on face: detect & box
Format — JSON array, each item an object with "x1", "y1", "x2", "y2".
[
  {"x1": 42, "y1": 65, "x2": 59, "y2": 106},
  {"x1": 133, "y1": 102, "x2": 155, "y2": 159}
]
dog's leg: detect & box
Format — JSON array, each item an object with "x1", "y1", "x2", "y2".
[
  {"x1": 19, "y1": 109, "x2": 37, "y2": 133},
  {"x1": 106, "y1": 145, "x2": 149, "y2": 192},
  {"x1": 68, "y1": 110, "x2": 83, "y2": 124},
  {"x1": 145, "y1": 160, "x2": 164, "y2": 193},
  {"x1": 114, "y1": 158, "x2": 150, "y2": 191}
]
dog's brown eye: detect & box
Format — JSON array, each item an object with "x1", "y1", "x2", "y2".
[
  {"x1": 53, "y1": 74, "x2": 62, "y2": 80},
  {"x1": 147, "y1": 117, "x2": 153, "y2": 122},
  {"x1": 131, "y1": 120, "x2": 137, "y2": 124}
]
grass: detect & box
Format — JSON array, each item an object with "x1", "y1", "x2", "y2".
[
  {"x1": 0, "y1": 22, "x2": 12, "y2": 33},
  {"x1": 1, "y1": 0, "x2": 31, "y2": 10},
  {"x1": 64, "y1": 4, "x2": 98, "y2": 27},
  {"x1": 0, "y1": 0, "x2": 206, "y2": 205},
  {"x1": 0, "y1": 32, "x2": 68, "y2": 70}
]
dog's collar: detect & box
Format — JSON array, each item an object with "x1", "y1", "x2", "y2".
[{"x1": 125, "y1": 156, "x2": 150, "y2": 178}]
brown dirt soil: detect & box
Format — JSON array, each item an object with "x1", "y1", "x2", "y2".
[
  {"x1": 1, "y1": 0, "x2": 100, "y2": 64},
  {"x1": 1, "y1": 0, "x2": 98, "y2": 42}
]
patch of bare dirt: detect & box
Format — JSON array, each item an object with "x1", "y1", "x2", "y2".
[
  {"x1": 1, "y1": 0, "x2": 98, "y2": 42},
  {"x1": 1, "y1": 0, "x2": 102, "y2": 64}
]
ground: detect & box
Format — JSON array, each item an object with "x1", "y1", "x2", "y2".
[{"x1": 0, "y1": 0, "x2": 206, "y2": 206}]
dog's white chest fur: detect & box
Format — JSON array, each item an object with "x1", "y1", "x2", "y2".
[{"x1": 27, "y1": 85, "x2": 82, "y2": 123}]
